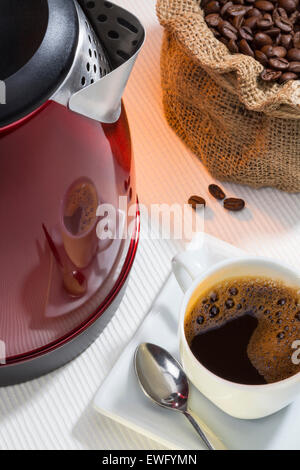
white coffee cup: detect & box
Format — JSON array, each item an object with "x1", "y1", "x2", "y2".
[{"x1": 172, "y1": 252, "x2": 300, "y2": 419}]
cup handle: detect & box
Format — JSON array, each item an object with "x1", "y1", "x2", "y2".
[{"x1": 172, "y1": 251, "x2": 206, "y2": 293}]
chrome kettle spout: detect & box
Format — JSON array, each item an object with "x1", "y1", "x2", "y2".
[{"x1": 54, "y1": 0, "x2": 145, "y2": 124}]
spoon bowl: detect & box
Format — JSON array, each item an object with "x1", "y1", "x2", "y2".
[
  {"x1": 135, "y1": 343, "x2": 189, "y2": 411},
  {"x1": 134, "y1": 343, "x2": 227, "y2": 451}
]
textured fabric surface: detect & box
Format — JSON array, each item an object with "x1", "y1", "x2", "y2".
[
  {"x1": 157, "y1": 0, "x2": 300, "y2": 191},
  {"x1": 0, "y1": 0, "x2": 300, "y2": 450}
]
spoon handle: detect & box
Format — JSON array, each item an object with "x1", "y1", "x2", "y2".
[{"x1": 184, "y1": 409, "x2": 227, "y2": 451}]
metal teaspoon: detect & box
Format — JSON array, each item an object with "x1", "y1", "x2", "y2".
[{"x1": 134, "y1": 343, "x2": 227, "y2": 451}]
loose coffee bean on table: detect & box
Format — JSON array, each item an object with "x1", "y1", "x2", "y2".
[
  {"x1": 188, "y1": 195, "x2": 206, "y2": 209},
  {"x1": 202, "y1": 0, "x2": 300, "y2": 83},
  {"x1": 224, "y1": 198, "x2": 246, "y2": 211},
  {"x1": 208, "y1": 184, "x2": 226, "y2": 200},
  {"x1": 189, "y1": 185, "x2": 245, "y2": 212}
]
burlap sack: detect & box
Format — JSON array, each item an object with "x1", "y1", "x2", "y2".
[{"x1": 156, "y1": 0, "x2": 300, "y2": 192}]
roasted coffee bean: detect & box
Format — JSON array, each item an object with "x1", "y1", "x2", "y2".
[
  {"x1": 275, "y1": 17, "x2": 293, "y2": 32},
  {"x1": 246, "y1": 7, "x2": 262, "y2": 17},
  {"x1": 208, "y1": 184, "x2": 226, "y2": 200},
  {"x1": 269, "y1": 57, "x2": 289, "y2": 69},
  {"x1": 264, "y1": 27, "x2": 281, "y2": 37},
  {"x1": 275, "y1": 33, "x2": 282, "y2": 45},
  {"x1": 219, "y1": 36, "x2": 230, "y2": 46},
  {"x1": 277, "y1": 7, "x2": 288, "y2": 19},
  {"x1": 255, "y1": 49, "x2": 269, "y2": 65},
  {"x1": 239, "y1": 38, "x2": 255, "y2": 55},
  {"x1": 278, "y1": 0, "x2": 297, "y2": 13},
  {"x1": 271, "y1": 45, "x2": 287, "y2": 57},
  {"x1": 228, "y1": 38, "x2": 239, "y2": 52},
  {"x1": 263, "y1": 12, "x2": 273, "y2": 21},
  {"x1": 244, "y1": 15, "x2": 258, "y2": 28},
  {"x1": 287, "y1": 48, "x2": 300, "y2": 61},
  {"x1": 221, "y1": 0, "x2": 233, "y2": 15},
  {"x1": 261, "y1": 44, "x2": 274, "y2": 57},
  {"x1": 279, "y1": 71, "x2": 298, "y2": 82},
  {"x1": 288, "y1": 61, "x2": 300, "y2": 73},
  {"x1": 233, "y1": 14, "x2": 244, "y2": 28},
  {"x1": 239, "y1": 26, "x2": 253, "y2": 40},
  {"x1": 227, "y1": 4, "x2": 248, "y2": 14},
  {"x1": 223, "y1": 20, "x2": 238, "y2": 32},
  {"x1": 188, "y1": 195, "x2": 206, "y2": 209},
  {"x1": 254, "y1": 0, "x2": 274, "y2": 10},
  {"x1": 257, "y1": 15, "x2": 273, "y2": 29},
  {"x1": 222, "y1": 24, "x2": 238, "y2": 39},
  {"x1": 261, "y1": 68, "x2": 282, "y2": 79},
  {"x1": 280, "y1": 34, "x2": 293, "y2": 48},
  {"x1": 223, "y1": 197, "x2": 245, "y2": 211},
  {"x1": 254, "y1": 32, "x2": 273, "y2": 47},
  {"x1": 205, "y1": 0, "x2": 221, "y2": 13},
  {"x1": 293, "y1": 32, "x2": 300, "y2": 48},
  {"x1": 290, "y1": 10, "x2": 300, "y2": 24},
  {"x1": 218, "y1": 19, "x2": 237, "y2": 34},
  {"x1": 206, "y1": 13, "x2": 222, "y2": 26}
]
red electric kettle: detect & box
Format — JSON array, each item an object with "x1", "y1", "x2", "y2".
[{"x1": 0, "y1": 0, "x2": 144, "y2": 385}]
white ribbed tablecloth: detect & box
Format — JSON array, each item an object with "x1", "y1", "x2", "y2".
[{"x1": 1, "y1": 0, "x2": 300, "y2": 450}]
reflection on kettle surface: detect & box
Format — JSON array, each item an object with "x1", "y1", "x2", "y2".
[
  {"x1": 0, "y1": 95, "x2": 137, "y2": 359},
  {"x1": 61, "y1": 177, "x2": 99, "y2": 269},
  {"x1": 42, "y1": 223, "x2": 87, "y2": 298}
]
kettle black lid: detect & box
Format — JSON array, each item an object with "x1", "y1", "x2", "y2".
[{"x1": 0, "y1": 0, "x2": 79, "y2": 127}]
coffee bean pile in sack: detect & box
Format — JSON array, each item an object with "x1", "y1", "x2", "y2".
[{"x1": 202, "y1": 0, "x2": 300, "y2": 83}]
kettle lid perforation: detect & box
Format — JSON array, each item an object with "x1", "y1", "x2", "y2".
[{"x1": 78, "y1": 0, "x2": 145, "y2": 69}]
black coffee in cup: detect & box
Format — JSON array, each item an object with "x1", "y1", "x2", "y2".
[{"x1": 185, "y1": 276, "x2": 300, "y2": 385}]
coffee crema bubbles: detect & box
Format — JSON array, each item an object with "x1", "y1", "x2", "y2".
[
  {"x1": 202, "y1": 0, "x2": 300, "y2": 83},
  {"x1": 185, "y1": 276, "x2": 300, "y2": 385}
]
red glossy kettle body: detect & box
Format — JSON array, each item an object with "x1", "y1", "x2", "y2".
[{"x1": 0, "y1": 0, "x2": 144, "y2": 385}]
